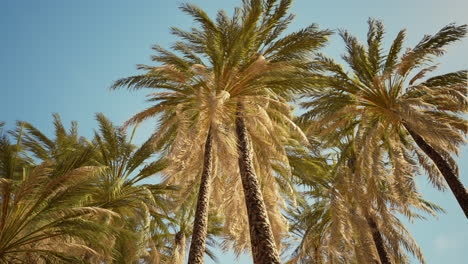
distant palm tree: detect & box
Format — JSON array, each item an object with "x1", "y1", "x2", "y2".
[
  {"x1": 285, "y1": 142, "x2": 442, "y2": 264},
  {"x1": 20, "y1": 113, "x2": 93, "y2": 168},
  {"x1": 0, "y1": 124, "x2": 114, "y2": 263},
  {"x1": 88, "y1": 113, "x2": 175, "y2": 263},
  {"x1": 302, "y1": 19, "x2": 468, "y2": 217}
]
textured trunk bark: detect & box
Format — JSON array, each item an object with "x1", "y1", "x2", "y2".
[
  {"x1": 367, "y1": 217, "x2": 391, "y2": 264},
  {"x1": 187, "y1": 127, "x2": 213, "y2": 264},
  {"x1": 404, "y1": 125, "x2": 468, "y2": 218},
  {"x1": 235, "y1": 102, "x2": 282, "y2": 264}
]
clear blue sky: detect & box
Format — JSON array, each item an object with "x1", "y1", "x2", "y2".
[{"x1": 1, "y1": 0, "x2": 467, "y2": 263}]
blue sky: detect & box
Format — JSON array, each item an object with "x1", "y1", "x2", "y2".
[{"x1": 1, "y1": 0, "x2": 467, "y2": 263}]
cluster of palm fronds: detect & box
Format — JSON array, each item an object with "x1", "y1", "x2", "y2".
[
  {"x1": 1, "y1": 0, "x2": 467, "y2": 263},
  {"x1": 0, "y1": 114, "x2": 213, "y2": 263}
]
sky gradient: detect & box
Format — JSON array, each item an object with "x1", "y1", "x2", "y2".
[{"x1": 1, "y1": 0, "x2": 467, "y2": 263}]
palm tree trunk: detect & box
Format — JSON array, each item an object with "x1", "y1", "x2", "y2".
[
  {"x1": 187, "y1": 127, "x2": 213, "y2": 264},
  {"x1": 0, "y1": 186, "x2": 10, "y2": 232},
  {"x1": 172, "y1": 232, "x2": 186, "y2": 264},
  {"x1": 314, "y1": 246, "x2": 323, "y2": 264},
  {"x1": 367, "y1": 217, "x2": 391, "y2": 264},
  {"x1": 235, "y1": 102, "x2": 282, "y2": 264},
  {"x1": 404, "y1": 125, "x2": 468, "y2": 218}
]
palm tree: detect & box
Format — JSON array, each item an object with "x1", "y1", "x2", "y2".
[
  {"x1": 302, "y1": 19, "x2": 468, "y2": 217},
  {"x1": 209, "y1": 4, "x2": 330, "y2": 260},
  {"x1": 88, "y1": 113, "x2": 175, "y2": 263},
  {"x1": 113, "y1": 60, "x2": 230, "y2": 263},
  {"x1": 0, "y1": 124, "x2": 115, "y2": 263},
  {"x1": 285, "y1": 142, "x2": 442, "y2": 264},
  {"x1": 113, "y1": 1, "x2": 331, "y2": 262},
  {"x1": 17, "y1": 114, "x2": 175, "y2": 262}
]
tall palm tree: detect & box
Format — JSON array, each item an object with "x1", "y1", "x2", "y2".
[
  {"x1": 113, "y1": 60, "x2": 231, "y2": 263},
  {"x1": 202, "y1": 3, "x2": 331, "y2": 260},
  {"x1": 113, "y1": 1, "x2": 331, "y2": 262},
  {"x1": 302, "y1": 19, "x2": 468, "y2": 217}
]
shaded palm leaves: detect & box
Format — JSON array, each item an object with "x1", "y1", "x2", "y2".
[
  {"x1": 0, "y1": 115, "x2": 176, "y2": 263},
  {"x1": 0, "y1": 124, "x2": 114, "y2": 263},
  {"x1": 19, "y1": 114, "x2": 93, "y2": 168},
  {"x1": 87, "y1": 113, "x2": 174, "y2": 263}
]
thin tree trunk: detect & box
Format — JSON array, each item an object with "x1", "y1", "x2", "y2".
[
  {"x1": 0, "y1": 185, "x2": 11, "y2": 232},
  {"x1": 187, "y1": 127, "x2": 213, "y2": 264},
  {"x1": 235, "y1": 102, "x2": 281, "y2": 264},
  {"x1": 172, "y1": 232, "x2": 186, "y2": 264},
  {"x1": 367, "y1": 217, "x2": 391, "y2": 264},
  {"x1": 148, "y1": 238, "x2": 161, "y2": 264},
  {"x1": 314, "y1": 246, "x2": 320, "y2": 264},
  {"x1": 404, "y1": 125, "x2": 468, "y2": 218}
]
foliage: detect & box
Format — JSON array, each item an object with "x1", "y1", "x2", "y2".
[{"x1": 1, "y1": 1, "x2": 466, "y2": 263}]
